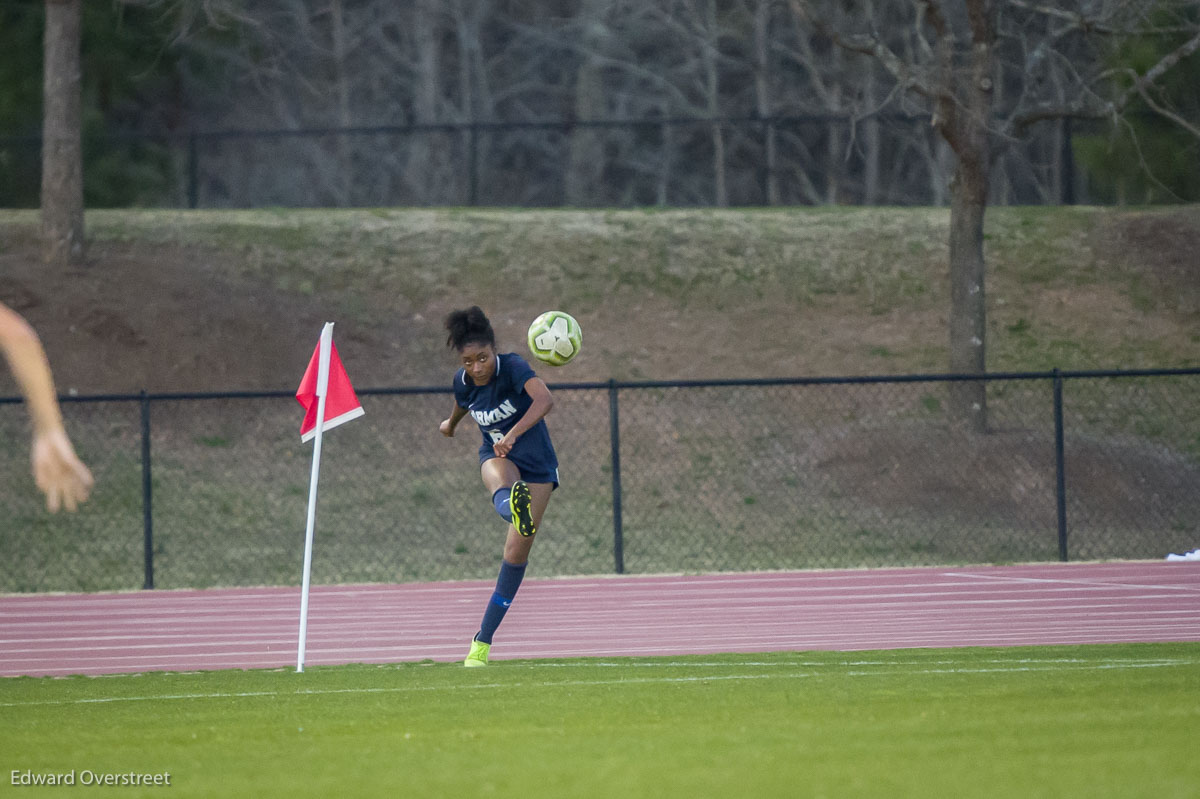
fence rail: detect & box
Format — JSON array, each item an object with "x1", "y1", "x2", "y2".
[
  {"x1": 2, "y1": 367, "x2": 1198, "y2": 594},
  {"x1": 0, "y1": 112, "x2": 1093, "y2": 208}
]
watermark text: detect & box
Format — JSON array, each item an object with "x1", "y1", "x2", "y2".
[{"x1": 11, "y1": 770, "x2": 171, "y2": 788}]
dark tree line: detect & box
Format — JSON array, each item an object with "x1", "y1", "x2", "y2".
[{"x1": 10, "y1": 0, "x2": 1198, "y2": 213}]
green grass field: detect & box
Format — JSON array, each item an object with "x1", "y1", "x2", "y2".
[{"x1": 3, "y1": 643, "x2": 1198, "y2": 798}]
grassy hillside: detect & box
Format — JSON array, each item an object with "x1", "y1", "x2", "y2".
[
  {"x1": 0, "y1": 205, "x2": 1197, "y2": 395},
  {"x1": 1, "y1": 206, "x2": 1198, "y2": 591}
]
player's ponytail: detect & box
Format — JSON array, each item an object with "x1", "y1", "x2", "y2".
[{"x1": 445, "y1": 306, "x2": 496, "y2": 351}]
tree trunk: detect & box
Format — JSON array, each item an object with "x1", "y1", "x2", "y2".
[
  {"x1": 566, "y1": 20, "x2": 606, "y2": 207},
  {"x1": 944, "y1": 7, "x2": 995, "y2": 434},
  {"x1": 947, "y1": 149, "x2": 989, "y2": 433},
  {"x1": 410, "y1": 0, "x2": 441, "y2": 203},
  {"x1": 825, "y1": 85, "x2": 842, "y2": 204},
  {"x1": 452, "y1": 0, "x2": 483, "y2": 205},
  {"x1": 862, "y1": 70, "x2": 881, "y2": 204},
  {"x1": 41, "y1": 0, "x2": 84, "y2": 266},
  {"x1": 657, "y1": 119, "x2": 673, "y2": 205},
  {"x1": 701, "y1": 0, "x2": 727, "y2": 207},
  {"x1": 753, "y1": 0, "x2": 779, "y2": 205},
  {"x1": 711, "y1": 121, "x2": 728, "y2": 207},
  {"x1": 329, "y1": 0, "x2": 352, "y2": 206}
]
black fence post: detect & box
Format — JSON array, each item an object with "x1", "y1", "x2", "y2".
[
  {"x1": 140, "y1": 390, "x2": 155, "y2": 589},
  {"x1": 1061, "y1": 117, "x2": 1075, "y2": 206},
  {"x1": 187, "y1": 132, "x2": 199, "y2": 209},
  {"x1": 468, "y1": 123, "x2": 479, "y2": 206},
  {"x1": 1053, "y1": 369, "x2": 1069, "y2": 561},
  {"x1": 608, "y1": 379, "x2": 624, "y2": 574}
]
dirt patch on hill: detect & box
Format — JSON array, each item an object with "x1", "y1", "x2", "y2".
[
  {"x1": 0, "y1": 237, "x2": 430, "y2": 395},
  {"x1": 0, "y1": 206, "x2": 1196, "y2": 398},
  {"x1": 0, "y1": 235, "x2": 947, "y2": 395},
  {"x1": 1097, "y1": 208, "x2": 1200, "y2": 313},
  {"x1": 810, "y1": 424, "x2": 1200, "y2": 534}
]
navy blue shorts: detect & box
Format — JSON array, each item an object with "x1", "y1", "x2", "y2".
[{"x1": 478, "y1": 446, "x2": 560, "y2": 489}]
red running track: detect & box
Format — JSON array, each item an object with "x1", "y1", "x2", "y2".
[{"x1": 2, "y1": 562, "x2": 1198, "y2": 677}]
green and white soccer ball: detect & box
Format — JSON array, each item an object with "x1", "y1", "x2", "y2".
[{"x1": 527, "y1": 311, "x2": 583, "y2": 366}]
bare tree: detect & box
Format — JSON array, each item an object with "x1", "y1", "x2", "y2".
[
  {"x1": 41, "y1": 0, "x2": 85, "y2": 266},
  {"x1": 407, "y1": 0, "x2": 447, "y2": 203},
  {"x1": 328, "y1": 0, "x2": 353, "y2": 205},
  {"x1": 748, "y1": 0, "x2": 779, "y2": 204},
  {"x1": 771, "y1": 0, "x2": 926, "y2": 205},
  {"x1": 449, "y1": 0, "x2": 494, "y2": 203},
  {"x1": 101, "y1": 0, "x2": 1194, "y2": 212},
  {"x1": 792, "y1": 0, "x2": 1200, "y2": 431},
  {"x1": 566, "y1": 0, "x2": 613, "y2": 205},
  {"x1": 697, "y1": 0, "x2": 729, "y2": 206},
  {"x1": 634, "y1": 0, "x2": 736, "y2": 205}
]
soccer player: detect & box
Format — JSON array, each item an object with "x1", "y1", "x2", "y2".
[
  {"x1": 0, "y1": 301, "x2": 93, "y2": 512},
  {"x1": 439, "y1": 306, "x2": 558, "y2": 667}
]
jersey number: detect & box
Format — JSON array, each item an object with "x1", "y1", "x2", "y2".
[{"x1": 488, "y1": 429, "x2": 504, "y2": 445}]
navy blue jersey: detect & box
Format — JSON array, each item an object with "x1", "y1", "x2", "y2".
[{"x1": 454, "y1": 352, "x2": 559, "y2": 485}]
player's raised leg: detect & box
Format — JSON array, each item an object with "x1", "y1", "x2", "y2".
[{"x1": 466, "y1": 460, "x2": 553, "y2": 667}]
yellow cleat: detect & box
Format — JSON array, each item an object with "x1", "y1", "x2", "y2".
[
  {"x1": 464, "y1": 637, "x2": 490, "y2": 667},
  {"x1": 509, "y1": 480, "x2": 536, "y2": 537}
]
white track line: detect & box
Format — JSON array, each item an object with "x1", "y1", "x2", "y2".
[
  {"x1": 3, "y1": 564, "x2": 1198, "y2": 677},
  {"x1": 942, "y1": 571, "x2": 1200, "y2": 593},
  {"x1": 3, "y1": 658, "x2": 1193, "y2": 709}
]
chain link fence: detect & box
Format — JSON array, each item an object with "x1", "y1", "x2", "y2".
[
  {"x1": 1, "y1": 369, "x2": 1197, "y2": 593},
  {"x1": 2, "y1": 113, "x2": 1091, "y2": 209}
]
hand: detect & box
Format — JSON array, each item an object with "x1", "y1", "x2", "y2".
[
  {"x1": 492, "y1": 434, "x2": 515, "y2": 458},
  {"x1": 439, "y1": 418, "x2": 456, "y2": 437},
  {"x1": 31, "y1": 428, "x2": 94, "y2": 513}
]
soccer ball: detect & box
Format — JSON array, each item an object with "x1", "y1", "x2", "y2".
[{"x1": 527, "y1": 311, "x2": 582, "y2": 366}]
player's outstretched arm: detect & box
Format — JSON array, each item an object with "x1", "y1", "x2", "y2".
[
  {"x1": 33, "y1": 427, "x2": 93, "y2": 513},
  {"x1": 440, "y1": 404, "x2": 469, "y2": 437},
  {"x1": 0, "y1": 302, "x2": 94, "y2": 512}
]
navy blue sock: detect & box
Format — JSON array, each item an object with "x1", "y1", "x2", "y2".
[
  {"x1": 476, "y1": 560, "x2": 527, "y2": 644},
  {"x1": 492, "y1": 487, "x2": 513, "y2": 523}
]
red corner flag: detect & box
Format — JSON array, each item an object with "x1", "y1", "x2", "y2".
[
  {"x1": 296, "y1": 322, "x2": 364, "y2": 442},
  {"x1": 295, "y1": 322, "x2": 363, "y2": 672}
]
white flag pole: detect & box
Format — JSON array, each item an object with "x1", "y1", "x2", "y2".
[{"x1": 297, "y1": 322, "x2": 334, "y2": 673}]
